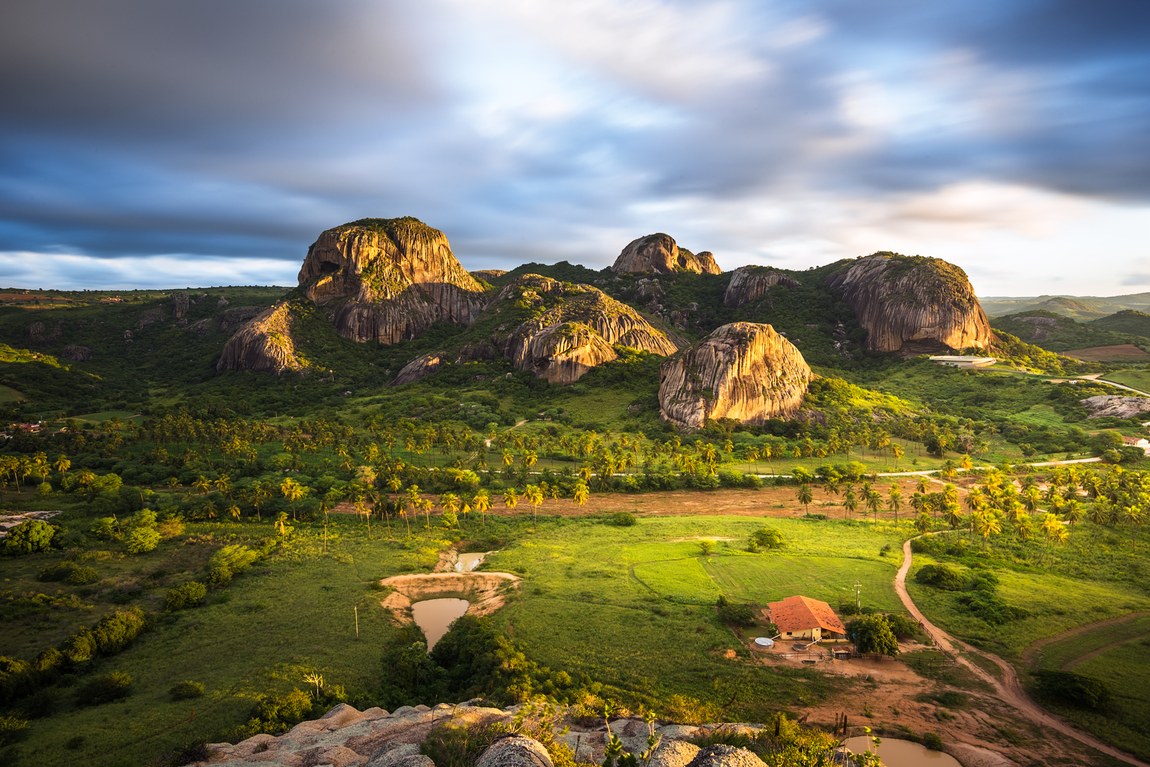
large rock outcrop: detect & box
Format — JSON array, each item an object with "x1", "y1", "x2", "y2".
[
  {"x1": 216, "y1": 303, "x2": 306, "y2": 374},
  {"x1": 723, "y1": 266, "x2": 800, "y2": 309},
  {"x1": 298, "y1": 217, "x2": 488, "y2": 345},
  {"x1": 492, "y1": 275, "x2": 678, "y2": 384},
  {"x1": 611, "y1": 234, "x2": 721, "y2": 275},
  {"x1": 825, "y1": 253, "x2": 993, "y2": 354},
  {"x1": 659, "y1": 322, "x2": 810, "y2": 430}
]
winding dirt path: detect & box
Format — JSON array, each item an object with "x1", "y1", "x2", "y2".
[
  {"x1": 1021, "y1": 611, "x2": 1150, "y2": 670},
  {"x1": 895, "y1": 538, "x2": 1150, "y2": 767}
]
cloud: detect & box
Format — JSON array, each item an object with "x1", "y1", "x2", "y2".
[
  {"x1": 0, "y1": 253, "x2": 296, "y2": 291},
  {"x1": 1119, "y1": 273, "x2": 1150, "y2": 289}
]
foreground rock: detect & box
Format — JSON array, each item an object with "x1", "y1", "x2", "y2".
[
  {"x1": 826, "y1": 253, "x2": 993, "y2": 354},
  {"x1": 659, "y1": 322, "x2": 811, "y2": 430},
  {"x1": 192, "y1": 702, "x2": 775, "y2": 767},
  {"x1": 612, "y1": 234, "x2": 721, "y2": 275}
]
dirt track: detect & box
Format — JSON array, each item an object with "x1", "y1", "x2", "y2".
[{"x1": 895, "y1": 538, "x2": 1150, "y2": 767}]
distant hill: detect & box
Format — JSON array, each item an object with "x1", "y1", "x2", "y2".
[
  {"x1": 1091, "y1": 309, "x2": 1150, "y2": 337},
  {"x1": 979, "y1": 292, "x2": 1150, "y2": 319}
]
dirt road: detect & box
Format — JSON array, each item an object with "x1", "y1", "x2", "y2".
[{"x1": 895, "y1": 538, "x2": 1150, "y2": 767}]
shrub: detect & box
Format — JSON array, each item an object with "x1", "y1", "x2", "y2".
[
  {"x1": 914, "y1": 564, "x2": 967, "y2": 591},
  {"x1": 2, "y1": 520, "x2": 56, "y2": 554},
  {"x1": 0, "y1": 714, "x2": 30, "y2": 746},
  {"x1": 847, "y1": 614, "x2": 899, "y2": 656},
  {"x1": 885, "y1": 613, "x2": 920, "y2": 640},
  {"x1": 125, "y1": 525, "x2": 161, "y2": 554},
  {"x1": 922, "y1": 732, "x2": 944, "y2": 751},
  {"x1": 76, "y1": 671, "x2": 133, "y2": 706},
  {"x1": 606, "y1": 512, "x2": 637, "y2": 527},
  {"x1": 750, "y1": 527, "x2": 784, "y2": 550},
  {"x1": 38, "y1": 561, "x2": 99, "y2": 585},
  {"x1": 1033, "y1": 670, "x2": 1111, "y2": 711},
  {"x1": 207, "y1": 544, "x2": 260, "y2": 586},
  {"x1": 165, "y1": 581, "x2": 208, "y2": 611},
  {"x1": 716, "y1": 596, "x2": 757, "y2": 627},
  {"x1": 956, "y1": 592, "x2": 1026, "y2": 625},
  {"x1": 169, "y1": 680, "x2": 205, "y2": 701}
]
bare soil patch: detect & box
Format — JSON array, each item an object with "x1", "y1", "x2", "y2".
[
  {"x1": 379, "y1": 571, "x2": 520, "y2": 623},
  {"x1": 1064, "y1": 344, "x2": 1150, "y2": 361}
]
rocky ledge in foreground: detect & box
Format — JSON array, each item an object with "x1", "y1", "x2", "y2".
[
  {"x1": 191, "y1": 701, "x2": 846, "y2": 767},
  {"x1": 659, "y1": 322, "x2": 811, "y2": 430}
]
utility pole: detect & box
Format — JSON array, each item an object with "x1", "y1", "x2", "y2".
[{"x1": 854, "y1": 581, "x2": 862, "y2": 611}]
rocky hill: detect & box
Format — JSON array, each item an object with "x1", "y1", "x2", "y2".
[
  {"x1": 659, "y1": 322, "x2": 810, "y2": 430},
  {"x1": 394, "y1": 275, "x2": 678, "y2": 385},
  {"x1": 611, "y1": 234, "x2": 721, "y2": 276},
  {"x1": 825, "y1": 253, "x2": 993, "y2": 355},
  {"x1": 216, "y1": 304, "x2": 306, "y2": 374},
  {"x1": 298, "y1": 218, "x2": 489, "y2": 345}
]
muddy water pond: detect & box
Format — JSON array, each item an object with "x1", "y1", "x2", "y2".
[
  {"x1": 410, "y1": 598, "x2": 469, "y2": 650},
  {"x1": 455, "y1": 552, "x2": 489, "y2": 572},
  {"x1": 842, "y1": 737, "x2": 961, "y2": 767}
]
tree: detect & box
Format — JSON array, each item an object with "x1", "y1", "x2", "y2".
[
  {"x1": 524, "y1": 484, "x2": 544, "y2": 529},
  {"x1": 503, "y1": 487, "x2": 519, "y2": 511},
  {"x1": 440, "y1": 493, "x2": 461, "y2": 529},
  {"x1": 796, "y1": 483, "x2": 813, "y2": 514},
  {"x1": 572, "y1": 481, "x2": 589, "y2": 507},
  {"x1": 847, "y1": 614, "x2": 899, "y2": 656},
  {"x1": 280, "y1": 477, "x2": 308, "y2": 521},
  {"x1": 842, "y1": 486, "x2": 858, "y2": 520},
  {"x1": 473, "y1": 489, "x2": 491, "y2": 527},
  {"x1": 887, "y1": 485, "x2": 903, "y2": 524}
]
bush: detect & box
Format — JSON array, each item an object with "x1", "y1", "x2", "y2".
[
  {"x1": 2, "y1": 519, "x2": 56, "y2": 554},
  {"x1": 76, "y1": 671, "x2": 133, "y2": 706},
  {"x1": 1033, "y1": 670, "x2": 1111, "y2": 711},
  {"x1": 956, "y1": 592, "x2": 1026, "y2": 625},
  {"x1": 169, "y1": 680, "x2": 205, "y2": 701},
  {"x1": 885, "y1": 613, "x2": 921, "y2": 640},
  {"x1": 716, "y1": 596, "x2": 757, "y2": 627},
  {"x1": 0, "y1": 714, "x2": 30, "y2": 746},
  {"x1": 207, "y1": 544, "x2": 260, "y2": 586},
  {"x1": 915, "y1": 564, "x2": 966, "y2": 591},
  {"x1": 165, "y1": 581, "x2": 208, "y2": 611},
  {"x1": 125, "y1": 525, "x2": 161, "y2": 554},
  {"x1": 38, "y1": 561, "x2": 99, "y2": 585},
  {"x1": 922, "y1": 732, "x2": 944, "y2": 751},
  {"x1": 606, "y1": 512, "x2": 637, "y2": 527},
  {"x1": 750, "y1": 527, "x2": 784, "y2": 550}
]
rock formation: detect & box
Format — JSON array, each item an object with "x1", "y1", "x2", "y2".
[
  {"x1": 492, "y1": 275, "x2": 678, "y2": 384},
  {"x1": 1080, "y1": 395, "x2": 1150, "y2": 419},
  {"x1": 611, "y1": 234, "x2": 721, "y2": 275},
  {"x1": 723, "y1": 267, "x2": 799, "y2": 309},
  {"x1": 659, "y1": 322, "x2": 810, "y2": 430},
  {"x1": 297, "y1": 217, "x2": 488, "y2": 345},
  {"x1": 825, "y1": 253, "x2": 993, "y2": 354},
  {"x1": 193, "y1": 701, "x2": 793, "y2": 767},
  {"x1": 216, "y1": 303, "x2": 306, "y2": 374}
]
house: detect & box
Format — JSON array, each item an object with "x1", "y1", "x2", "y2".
[
  {"x1": 928, "y1": 355, "x2": 997, "y2": 368},
  {"x1": 767, "y1": 595, "x2": 848, "y2": 642},
  {"x1": 1122, "y1": 436, "x2": 1150, "y2": 455}
]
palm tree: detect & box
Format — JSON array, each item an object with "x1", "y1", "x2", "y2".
[
  {"x1": 524, "y1": 484, "x2": 544, "y2": 529},
  {"x1": 503, "y1": 487, "x2": 519, "y2": 512},
  {"x1": 473, "y1": 489, "x2": 491, "y2": 527},
  {"x1": 863, "y1": 483, "x2": 882, "y2": 523},
  {"x1": 572, "y1": 481, "x2": 589, "y2": 507},
  {"x1": 796, "y1": 483, "x2": 813, "y2": 515},
  {"x1": 280, "y1": 477, "x2": 307, "y2": 520},
  {"x1": 440, "y1": 493, "x2": 461, "y2": 529},
  {"x1": 842, "y1": 486, "x2": 858, "y2": 520},
  {"x1": 887, "y1": 485, "x2": 903, "y2": 524}
]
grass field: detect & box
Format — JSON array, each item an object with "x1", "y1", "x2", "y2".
[
  {"x1": 1101, "y1": 367, "x2": 1150, "y2": 395},
  {"x1": 1028, "y1": 614, "x2": 1150, "y2": 762},
  {"x1": 0, "y1": 384, "x2": 24, "y2": 402}
]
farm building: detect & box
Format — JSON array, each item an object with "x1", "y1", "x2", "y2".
[
  {"x1": 768, "y1": 595, "x2": 848, "y2": 642},
  {"x1": 1122, "y1": 436, "x2": 1150, "y2": 455}
]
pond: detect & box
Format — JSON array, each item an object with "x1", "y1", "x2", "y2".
[
  {"x1": 455, "y1": 552, "x2": 490, "y2": 572},
  {"x1": 841, "y1": 736, "x2": 962, "y2": 767},
  {"x1": 410, "y1": 598, "x2": 469, "y2": 650}
]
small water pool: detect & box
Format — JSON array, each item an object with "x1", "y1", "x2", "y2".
[
  {"x1": 410, "y1": 598, "x2": 469, "y2": 650},
  {"x1": 841, "y1": 736, "x2": 961, "y2": 766}
]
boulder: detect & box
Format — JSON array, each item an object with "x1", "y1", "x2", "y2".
[
  {"x1": 1080, "y1": 395, "x2": 1150, "y2": 419},
  {"x1": 723, "y1": 267, "x2": 799, "y2": 309},
  {"x1": 825, "y1": 253, "x2": 993, "y2": 354},
  {"x1": 647, "y1": 739, "x2": 702, "y2": 767},
  {"x1": 684, "y1": 744, "x2": 767, "y2": 767},
  {"x1": 659, "y1": 322, "x2": 810, "y2": 430},
  {"x1": 611, "y1": 234, "x2": 721, "y2": 275},
  {"x1": 216, "y1": 303, "x2": 306, "y2": 374},
  {"x1": 476, "y1": 735, "x2": 554, "y2": 767},
  {"x1": 61, "y1": 345, "x2": 92, "y2": 362}
]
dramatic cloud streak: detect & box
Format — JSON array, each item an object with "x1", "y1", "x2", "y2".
[{"x1": 1, "y1": 0, "x2": 1148, "y2": 294}]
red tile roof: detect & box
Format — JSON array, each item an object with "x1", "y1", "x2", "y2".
[{"x1": 768, "y1": 595, "x2": 847, "y2": 636}]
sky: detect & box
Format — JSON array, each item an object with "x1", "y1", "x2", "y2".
[{"x1": 1, "y1": 0, "x2": 1148, "y2": 297}]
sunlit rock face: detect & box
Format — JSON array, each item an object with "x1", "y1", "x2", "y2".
[
  {"x1": 825, "y1": 253, "x2": 993, "y2": 354},
  {"x1": 493, "y1": 274, "x2": 678, "y2": 384},
  {"x1": 722, "y1": 266, "x2": 800, "y2": 309},
  {"x1": 611, "y1": 233, "x2": 721, "y2": 275},
  {"x1": 297, "y1": 217, "x2": 488, "y2": 345},
  {"x1": 216, "y1": 303, "x2": 306, "y2": 374},
  {"x1": 659, "y1": 322, "x2": 810, "y2": 430}
]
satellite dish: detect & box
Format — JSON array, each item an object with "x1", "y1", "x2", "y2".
[{"x1": 754, "y1": 637, "x2": 775, "y2": 647}]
